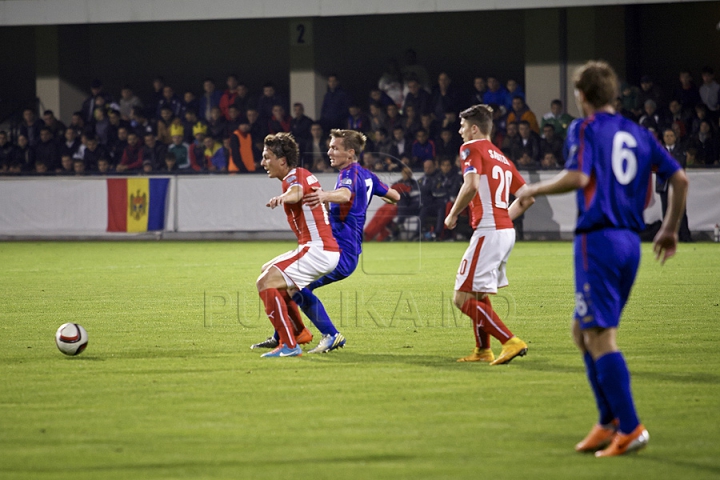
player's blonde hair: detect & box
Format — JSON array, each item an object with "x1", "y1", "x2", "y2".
[
  {"x1": 459, "y1": 104, "x2": 494, "y2": 136},
  {"x1": 574, "y1": 60, "x2": 619, "y2": 109},
  {"x1": 264, "y1": 132, "x2": 299, "y2": 167},
  {"x1": 330, "y1": 129, "x2": 366, "y2": 158}
]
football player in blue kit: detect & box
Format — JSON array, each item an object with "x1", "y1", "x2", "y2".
[
  {"x1": 251, "y1": 129, "x2": 400, "y2": 353},
  {"x1": 517, "y1": 61, "x2": 688, "y2": 457}
]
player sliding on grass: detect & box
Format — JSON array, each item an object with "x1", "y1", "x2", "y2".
[
  {"x1": 444, "y1": 104, "x2": 535, "y2": 366},
  {"x1": 252, "y1": 129, "x2": 400, "y2": 353},
  {"x1": 516, "y1": 60, "x2": 688, "y2": 457},
  {"x1": 255, "y1": 133, "x2": 340, "y2": 357}
]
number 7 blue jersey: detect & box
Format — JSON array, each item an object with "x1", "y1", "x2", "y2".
[
  {"x1": 330, "y1": 162, "x2": 389, "y2": 256},
  {"x1": 564, "y1": 112, "x2": 681, "y2": 234}
]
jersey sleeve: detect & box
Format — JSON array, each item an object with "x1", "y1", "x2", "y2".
[
  {"x1": 337, "y1": 166, "x2": 357, "y2": 192},
  {"x1": 650, "y1": 134, "x2": 682, "y2": 183},
  {"x1": 508, "y1": 162, "x2": 527, "y2": 195},
  {"x1": 370, "y1": 172, "x2": 390, "y2": 197},
  {"x1": 283, "y1": 170, "x2": 303, "y2": 194},
  {"x1": 460, "y1": 143, "x2": 482, "y2": 176},
  {"x1": 563, "y1": 118, "x2": 592, "y2": 176}
]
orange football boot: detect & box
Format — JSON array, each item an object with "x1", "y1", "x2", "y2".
[
  {"x1": 457, "y1": 347, "x2": 495, "y2": 363},
  {"x1": 595, "y1": 424, "x2": 649, "y2": 457},
  {"x1": 575, "y1": 421, "x2": 618, "y2": 452},
  {"x1": 295, "y1": 328, "x2": 314, "y2": 345}
]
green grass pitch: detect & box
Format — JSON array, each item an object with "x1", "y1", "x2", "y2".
[{"x1": 0, "y1": 240, "x2": 718, "y2": 479}]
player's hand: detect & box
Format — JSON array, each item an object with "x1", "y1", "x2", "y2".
[
  {"x1": 515, "y1": 184, "x2": 535, "y2": 200},
  {"x1": 444, "y1": 213, "x2": 458, "y2": 230},
  {"x1": 266, "y1": 196, "x2": 284, "y2": 209},
  {"x1": 304, "y1": 186, "x2": 325, "y2": 207},
  {"x1": 653, "y1": 227, "x2": 678, "y2": 265}
]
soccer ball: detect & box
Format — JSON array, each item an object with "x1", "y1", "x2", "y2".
[{"x1": 55, "y1": 323, "x2": 89, "y2": 356}]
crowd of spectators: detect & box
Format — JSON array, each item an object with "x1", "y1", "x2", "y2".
[{"x1": 1, "y1": 53, "x2": 718, "y2": 179}]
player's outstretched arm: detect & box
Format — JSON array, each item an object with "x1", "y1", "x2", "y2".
[
  {"x1": 509, "y1": 185, "x2": 535, "y2": 221},
  {"x1": 381, "y1": 188, "x2": 401, "y2": 204},
  {"x1": 266, "y1": 185, "x2": 303, "y2": 208},
  {"x1": 517, "y1": 169, "x2": 589, "y2": 199},
  {"x1": 445, "y1": 172, "x2": 479, "y2": 230},
  {"x1": 653, "y1": 169, "x2": 689, "y2": 265},
  {"x1": 304, "y1": 186, "x2": 352, "y2": 207}
]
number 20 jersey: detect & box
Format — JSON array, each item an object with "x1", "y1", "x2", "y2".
[
  {"x1": 564, "y1": 112, "x2": 681, "y2": 234},
  {"x1": 460, "y1": 138, "x2": 526, "y2": 231}
]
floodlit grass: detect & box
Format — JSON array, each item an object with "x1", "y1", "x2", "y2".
[{"x1": 0, "y1": 240, "x2": 718, "y2": 479}]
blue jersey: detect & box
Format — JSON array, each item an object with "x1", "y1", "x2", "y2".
[
  {"x1": 564, "y1": 112, "x2": 681, "y2": 234},
  {"x1": 330, "y1": 163, "x2": 389, "y2": 256}
]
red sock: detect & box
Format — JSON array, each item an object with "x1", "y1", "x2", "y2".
[
  {"x1": 259, "y1": 288, "x2": 296, "y2": 348},
  {"x1": 281, "y1": 290, "x2": 305, "y2": 335},
  {"x1": 461, "y1": 297, "x2": 513, "y2": 344}
]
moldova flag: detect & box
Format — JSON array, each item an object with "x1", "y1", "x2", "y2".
[{"x1": 107, "y1": 178, "x2": 170, "y2": 232}]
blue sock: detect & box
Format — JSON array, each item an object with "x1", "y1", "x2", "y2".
[
  {"x1": 595, "y1": 352, "x2": 640, "y2": 434},
  {"x1": 292, "y1": 288, "x2": 338, "y2": 336},
  {"x1": 272, "y1": 331, "x2": 279, "y2": 341},
  {"x1": 582, "y1": 352, "x2": 615, "y2": 425}
]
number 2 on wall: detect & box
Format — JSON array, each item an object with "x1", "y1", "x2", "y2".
[{"x1": 492, "y1": 165, "x2": 512, "y2": 209}]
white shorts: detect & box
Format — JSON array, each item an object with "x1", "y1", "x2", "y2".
[
  {"x1": 455, "y1": 228, "x2": 516, "y2": 294},
  {"x1": 268, "y1": 244, "x2": 340, "y2": 290}
]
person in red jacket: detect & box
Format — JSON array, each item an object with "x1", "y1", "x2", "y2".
[{"x1": 116, "y1": 131, "x2": 144, "y2": 172}]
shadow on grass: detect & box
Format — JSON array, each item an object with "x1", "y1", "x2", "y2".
[
  {"x1": 632, "y1": 454, "x2": 720, "y2": 476},
  {"x1": 1, "y1": 453, "x2": 415, "y2": 473}
]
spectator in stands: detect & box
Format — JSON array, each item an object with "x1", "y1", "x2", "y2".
[
  {"x1": 156, "y1": 86, "x2": 182, "y2": 119},
  {"x1": 245, "y1": 108, "x2": 265, "y2": 161},
  {"x1": 506, "y1": 96, "x2": 540, "y2": 133},
  {"x1": 32, "y1": 160, "x2": 47, "y2": 174},
  {"x1": 119, "y1": 86, "x2": 143, "y2": 122},
  {"x1": 291, "y1": 103, "x2": 313, "y2": 147},
  {"x1": 199, "y1": 78, "x2": 222, "y2": 122},
  {"x1": 35, "y1": 127, "x2": 58, "y2": 171},
  {"x1": 392, "y1": 125, "x2": 411, "y2": 161},
  {"x1": 412, "y1": 128, "x2": 435, "y2": 165},
  {"x1": 268, "y1": 104, "x2": 291, "y2": 135},
  {"x1": 42, "y1": 110, "x2": 65, "y2": 139},
  {"x1": 130, "y1": 107, "x2": 154, "y2": 139},
  {"x1": 180, "y1": 90, "x2": 198, "y2": 119},
  {"x1": 401, "y1": 49, "x2": 431, "y2": 92},
  {"x1": 96, "y1": 157, "x2": 112, "y2": 174},
  {"x1": 190, "y1": 124, "x2": 207, "y2": 168},
  {"x1": 440, "y1": 110, "x2": 460, "y2": 137},
  {"x1": 540, "y1": 99, "x2": 574, "y2": 139},
  {"x1": 60, "y1": 128, "x2": 81, "y2": 159},
  {"x1": 93, "y1": 107, "x2": 111, "y2": 145},
  {"x1": 160, "y1": 151, "x2": 178, "y2": 173},
  {"x1": 308, "y1": 122, "x2": 328, "y2": 171},
  {"x1": 468, "y1": 77, "x2": 486, "y2": 108},
  {"x1": 378, "y1": 58, "x2": 404, "y2": 107},
  {"x1": 501, "y1": 121, "x2": 522, "y2": 164},
  {"x1": 637, "y1": 75, "x2": 664, "y2": 113},
  {"x1": 148, "y1": 77, "x2": 165, "y2": 116},
  {"x1": 689, "y1": 119, "x2": 718, "y2": 165},
  {"x1": 658, "y1": 128, "x2": 692, "y2": 241},
  {"x1": 639, "y1": 100, "x2": 662, "y2": 132},
  {"x1": 168, "y1": 125, "x2": 191, "y2": 170},
  {"x1": 19, "y1": 108, "x2": 43, "y2": 147},
  {"x1": 228, "y1": 120, "x2": 257, "y2": 173},
  {"x1": 73, "y1": 158, "x2": 87, "y2": 175},
  {"x1": 675, "y1": 70, "x2": 702, "y2": 114},
  {"x1": 81, "y1": 79, "x2": 112, "y2": 123},
  {"x1": 374, "y1": 127, "x2": 399, "y2": 166},
  {"x1": 196, "y1": 136, "x2": 226, "y2": 172},
  {"x1": 107, "y1": 108, "x2": 128, "y2": 149},
  {"x1": 403, "y1": 104, "x2": 421, "y2": 140},
  {"x1": 517, "y1": 120, "x2": 541, "y2": 168},
  {"x1": 403, "y1": 76, "x2": 432, "y2": 116},
  {"x1": 368, "y1": 102, "x2": 386, "y2": 133},
  {"x1": 233, "y1": 83, "x2": 252, "y2": 121},
  {"x1": 483, "y1": 76, "x2": 508, "y2": 107},
  {"x1": 368, "y1": 87, "x2": 394, "y2": 109},
  {"x1": 700, "y1": 66, "x2": 720, "y2": 120},
  {"x1": 116, "y1": 131, "x2": 144, "y2": 172},
  {"x1": 346, "y1": 103, "x2": 369, "y2": 132},
  {"x1": 320, "y1": 74, "x2": 350, "y2": 132},
  {"x1": 156, "y1": 106, "x2": 176, "y2": 144},
  {"x1": 83, "y1": 134, "x2": 108, "y2": 170},
  {"x1": 109, "y1": 127, "x2": 128, "y2": 164},
  {"x1": 69, "y1": 111, "x2": 85, "y2": 135},
  {"x1": 0, "y1": 131, "x2": 15, "y2": 172},
  {"x1": 256, "y1": 82, "x2": 284, "y2": 124},
  {"x1": 385, "y1": 103, "x2": 403, "y2": 132},
  {"x1": 431, "y1": 72, "x2": 459, "y2": 120},
  {"x1": 57, "y1": 154, "x2": 74, "y2": 175},
  {"x1": 420, "y1": 113, "x2": 439, "y2": 142},
  {"x1": 540, "y1": 152, "x2": 560, "y2": 170},
  {"x1": 141, "y1": 159, "x2": 153, "y2": 174},
  {"x1": 226, "y1": 105, "x2": 242, "y2": 137},
  {"x1": 219, "y1": 74, "x2": 239, "y2": 120},
  {"x1": 207, "y1": 107, "x2": 227, "y2": 140},
  {"x1": 182, "y1": 108, "x2": 205, "y2": 145},
  {"x1": 417, "y1": 158, "x2": 448, "y2": 240},
  {"x1": 540, "y1": 124, "x2": 563, "y2": 161},
  {"x1": 667, "y1": 99, "x2": 689, "y2": 139},
  {"x1": 504, "y1": 79, "x2": 525, "y2": 112},
  {"x1": 690, "y1": 103, "x2": 712, "y2": 136},
  {"x1": 619, "y1": 81, "x2": 640, "y2": 117},
  {"x1": 143, "y1": 132, "x2": 167, "y2": 171},
  {"x1": 435, "y1": 128, "x2": 460, "y2": 159}
]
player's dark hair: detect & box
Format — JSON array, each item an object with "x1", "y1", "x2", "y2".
[
  {"x1": 264, "y1": 132, "x2": 299, "y2": 168},
  {"x1": 459, "y1": 104, "x2": 494, "y2": 136},
  {"x1": 330, "y1": 129, "x2": 367, "y2": 159},
  {"x1": 573, "y1": 60, "x2": 618, "y2": 109}
]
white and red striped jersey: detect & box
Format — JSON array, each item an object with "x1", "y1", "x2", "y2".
[
  {"x1": 281, "y1": 168, "x2": 340, "y2": 252},
  {"x1": 459, "y1": 139, "x2": 526, "y2": 230}
]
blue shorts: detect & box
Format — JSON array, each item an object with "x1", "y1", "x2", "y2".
[
  {"x1": 307, "y1": 250, "x2": 359, "y2": 291},
  {"x1": 574, "y1": 229, "x2": 640, "y2": 330}
]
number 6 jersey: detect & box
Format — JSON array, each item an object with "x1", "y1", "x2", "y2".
[
  {"x1": 460, "y1": 138, "x2": 526, "y2": 231},
  {"x1": 564, "y1": 112, "x2": 681, "y2": 234}
]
